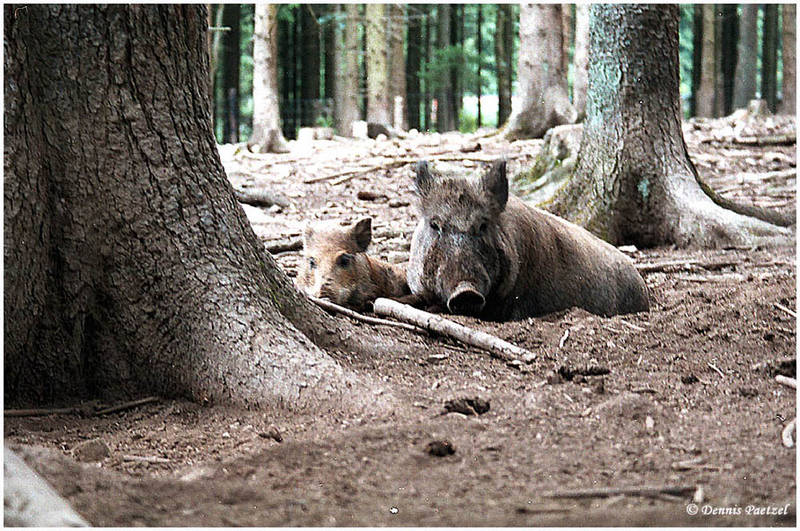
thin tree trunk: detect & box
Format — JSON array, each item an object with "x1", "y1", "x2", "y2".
[
  {"x1": 323, "y1": 4, "x2": 335, "y2": 104},
  {"x1": 504, "y1": 4, "x2": 576, "y2": 140},
  {"x1": 733, "y1": 4, "x2": 759, "y2": 110},
  {"x1": 695, "y1": 4, "x2": 716, "y2": 117},
  {"x1": 249, "y1": 4, "x2": 289, "y2": 153},
  {"x1": 781, "y1": 4, "x2": 796, "y2": 115},
  {"x1": 4, "y1": 5, "x2": 394, "y2": 412},
  {"x1": 422, "y1": 6, "x2": 431, "y2": 131},
  {"x1": 561, "y1": 4, "x2": 573, "y2": 83},
  {"x1": 334, "y1": 4, "x2": 361, "y2": 136},
  {"x1": 221, "y1": 3, "x2": 241, "y2": 142},
  {"x1": 300, "y1": 5, "x2": 321, "y2": 126},
  {"x1": 572, "y1": 3, "x2": 590, "y2": 121},
  {"x1": 495, "y1": 4, "x2": 512, "y2": 128},
  {"x1": 366, "y1": 4, "x2": 391, "y2": 126},
  {"x1": 762, "y1": 4, "x2": 779, "y2": 113},
  {"x1": 546, "y1": 5, "x2": 791, "y2": 249},
  {"x1": 476, "y1": 5, "x2": 483, "y2": 128},
  {"x1": 389, "y1": 4, "x2": 407, "y2": 130},
  {"x1": 720, "y1": 5, "x2": 738, "y2": 115},
  {"x1": 406, "y1": 5, "x2": 422, "y2": 131},
  {"x1": 436, "y1": 4, "x2": 456, "y2": 132},
  {"x1": 690, "y1": 5, "x2": 703, "y2": 116}
]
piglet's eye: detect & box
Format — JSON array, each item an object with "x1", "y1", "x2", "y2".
[
  {"x1": 478, "y1": 221, "x2": 488, "y2": 233},
  {"x1": 429, "y1": 220, "x2": 441, "y2": 233},
  {"x1": 308, "y1": 257, "x2": 317, "y2": 269},
  {"x1": 336, "y1": 253, "x2": 353, "y2": 268}
]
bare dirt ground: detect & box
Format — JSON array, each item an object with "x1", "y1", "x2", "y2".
[{"x1": 5, "y1": 117, "x2": 797, "y2": 526}]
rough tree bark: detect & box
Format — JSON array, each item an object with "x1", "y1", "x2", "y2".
[
  {"x1": 495, "y1": 4, "x2": 512, "y2": 128},
  {"x1": 695, "y1": 4, "x2": 717, "y2": 117},
  {"x1": 334, "y1": 4, "x2": 361, "y2": 136},
  {"x1": 546, "y1": 5, "x2": 793, "y2": 249},
  {"x1": 561, "y1": 4, "x2": 573, "y2": 80},
  {"x1": 4, "y1": 5, "x2": 393, "y2": 412},
  {"x1": 781, "y1": 4, "x2": 796, "y2": 115},
  {"x1": 249, "y1": 4, "x2": 289, "y2": 153},
  {"x1": 733, "y1": 4, "x2": 759, "y2": 110},
  {"x1": 762, "y1": 4, "x2": 779, "y2": 113},
  {"x1": 504, "y1": 4, "x2": 576, "y2": 140},
  {"x1": 221, "y1": 3, "x2": 241, "y2": 142},
  {"x1": 572, "y1": 3, "x2": 590, "y2": 121},
  {"x1": 366, "y1": 4, "x2": 391, "y2": 126}
]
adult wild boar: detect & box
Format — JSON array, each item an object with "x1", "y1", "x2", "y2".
[
  {"x1": 406, "y1": 160, "x2": 649, "y2": 320},
  {"x1": 297, "y1": 217, "x2": 411, "y2": 311}
]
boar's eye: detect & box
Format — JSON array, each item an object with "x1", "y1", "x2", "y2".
[
  {"x1": 335, "y1": 253, "x2": 353, "y2": 268},
  {"x1": 478, "y1": 221, "x2": 488, "y2": 234},
  {"x1": 429, "y1": 219, "x2": 442, "y2": 233},
  {"x1": 308, "y1": 257, "x2": 317, "y2": 269}
]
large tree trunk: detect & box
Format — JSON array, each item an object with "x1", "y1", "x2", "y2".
[
  {"x1": 495, "y1": 5, "x2": 513, "y2": 128},
  {"x1": 366, "y1": 4, "x2": 391, "y2": 126},
  {"x1": 504, "y1": 4, "x2": 576, "y2": 140},
  {"x1": 546, "y1": 5, "x2": 792, "y2": 249},
  {"x1": 406, "y1": 5, "x2": 422, "y2": 131},
  {"x1": 300, "y1": 5, "x2": 321, "y2": 126},
  {"x1": 762, "y1": 4, "x2": 779, "y2": 113},
  {"x1": 221, "y1": 3, "x2": 241, "y2": 142},
  {"x1": 334, "y1": 4, "x2": 361, "y2": 136},
  {"x1": 436, "y1": 5, "x2": 457, "y2": 132},
  {"x1": 389, "y1": 4, "x2": 407, "y2": 131},
  {"x1": 4, "y1": 5, "x2": 391, "y2": 412},
  {"x1": 572, "y1": 3, "x2": 590, "y2": 121},
  {"x1": 781, "y1": 4, "x2": 796, "y2": 115},
  {"x1": 733, "y1": 4, "x2": 759, "y2": 110},
  {"x1": 249, "y1": 4, "x2": 289, "y2": 153},
  {"x1": 695, "y1": 4, "x2": 717, "y2": 117}
]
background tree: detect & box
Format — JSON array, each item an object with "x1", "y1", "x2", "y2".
[
  {"x1": 334, "y1": 3, "x2": 361, "y2": 136},
  {"x1": 4, "y1": 4, "x2": 393, "y2": 411},
  {"x1": 572, "y1": 3, "x2": 590, "y2": 121},
  {"x1": 406, "y1": 5, "x2": 423, "y2": 131},
  {"x1": 781, "y1": 4, "x2": 796, "y2": 115},
  {"x1": 695, "y1": 4, "x2": 717, "y2": 117},
  {"x1": 435, "y1": 5, "x2": 457, "y2": 131},
  {"x1": 733, "y1": 4, "x2": 759, "y2": 110},
  {"x1": 761, "y1": 4, "x2": 779, "y2": 113},
  {"x1": 389, "y1": 4, "x2": 407, "y2": 130},
  {"x1": 366, "y1": 4, "x2": 391, "y2": 126},
  {"x1": 546, "y1": 4, "x2": 791, "y2": 248},
  {"x1": 718, "y1": 5, "x2": 739, "y2": 116},
  {"x1": 475, "y1": 4, "x2": 484, "y2": 128},
  {"x1": 249, "y1": 4, "x2": 289, "y2": 153},
  {"x1": 221, "y1": 3, "x2": 241, "y2": 142},
  {"x1": 300, "y1": 5, "x2": 321, "y2": 125},
  {"x1": 504, "y1": 3, "x2": 576, "y2": 139},
  {"x1": 495, "y1": 4, "x2": 513, "y2": 128},
  {"x1": 690, "y1": 5, "x2": 703, "y2": 116}
]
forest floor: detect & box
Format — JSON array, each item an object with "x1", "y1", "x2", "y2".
[{"x1": 5, "y1": 115, "x2": 797, "y2": 526}]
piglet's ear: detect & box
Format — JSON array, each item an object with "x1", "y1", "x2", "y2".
[
  {"x1": 350, "y1": 217, "x2": 372, "y2": 252},
  {"x1": 482, "y1": 159, "x2": 508, "y2": 210},
  {"x1": 302, "y1": 223, "x2": 315, "y2": 247},
  {"x1": 414, "y1": 160, "x2": 434, "y2": 196}
]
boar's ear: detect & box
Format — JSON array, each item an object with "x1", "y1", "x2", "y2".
[
  {"x1": 482, "y1": 159, "x2": 508, "y2": 210},
  {"x1": 350, "y1": 217, "x2": 372, "y2": 252},
  {"x1": 414, "y1": 160, "x2": 434, "y2": 196}
]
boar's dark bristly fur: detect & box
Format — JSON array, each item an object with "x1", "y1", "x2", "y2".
[
  {"x1": 407, "y1": 160, "x2": 650, "y2": 320},
  {"x1": 297, "y1": 217, "x2": 411, "y2": 311}
]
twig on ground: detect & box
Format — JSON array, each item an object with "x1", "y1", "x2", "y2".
[
  {"x1": 707, "y1": 362, "x2": 725, "y2": 378},
  {"x1": 309, "y1": 296, "x2": 421, "y2": 333},
  {"x1": 558, "y1": 329, "x2": 570, "y2": 349},
  {"x1": 93, "y1": 396, "x2": 160, "y2": 416},
  {"x1": 373, "y1": 298, "x2": 536, "y2": 365},
  {"x1": 773, "y1": 302, "x2": 797, "y2": 319},
  {"x1": 775, "y1": 375, "x2": 797, "y2": 389},
  {"x1": 233, "y1": 187, "x2": 290, "y2": 208},
  {"x1": 542, "y1": 484, "x2": 697, "y2": 499},
  {"x1": 266, "y1": 238, "x2": 303, "y2": 254},
  {"x1": 635, "y1": 258, "x2": 740, "y2": 274},
  {"x1": 782, "y1": 418, "x2": 796, "y2": 448},
  {"x1": 4, "y1": 407, "x2": 78, "y2": 417},
  {"x1": 123, "y1": 455, "x2": 171, "y2": 464},
  {"x1": 618, "y1": 320, "x2": 646, "y2": 332}
]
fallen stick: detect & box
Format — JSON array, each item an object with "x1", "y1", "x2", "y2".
[
  {"x1": 233, "y1": 187, "x2": 290, "y2": 209},
  {"x1": 542, "y1": 484, "x2": 697, "y2": 499},
  {"x1": 309, "y1": 296, "x2": 421, "y2": 333},
  {"x1": 635, "y1": 258, "x2": 739, "y2": 274},
  {"x1": 93, "y1": 396, "x2": 160, "y2": 416},
  {"x1": 707, "y1": 362, "x2": 725, "y2": 378},
  {"x1": 5, "y1": 407, "x2": 79, "y2": 417},
  {"x1": 265, "y1": 238, "x2": 302, "y2": 254},
  {"x1": 773, "y1": 302, "x2": 797, "y2": 319},
  {"x1": 775, "y1": 375, "x2": 797, "y2": 389},
  {"x1": 373, "y1": 297, "x2": 536, "y2": 364},
  {"x1": 123, "y1": 455, "x2": 171, "y2": 464},
  {"x1": 782, "y1": 418, "x2": 796, "y2": 448}
]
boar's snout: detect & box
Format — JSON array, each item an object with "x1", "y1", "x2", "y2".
[{"x1": 447, "y1": 282, "x2": 486, "y2": 315}]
